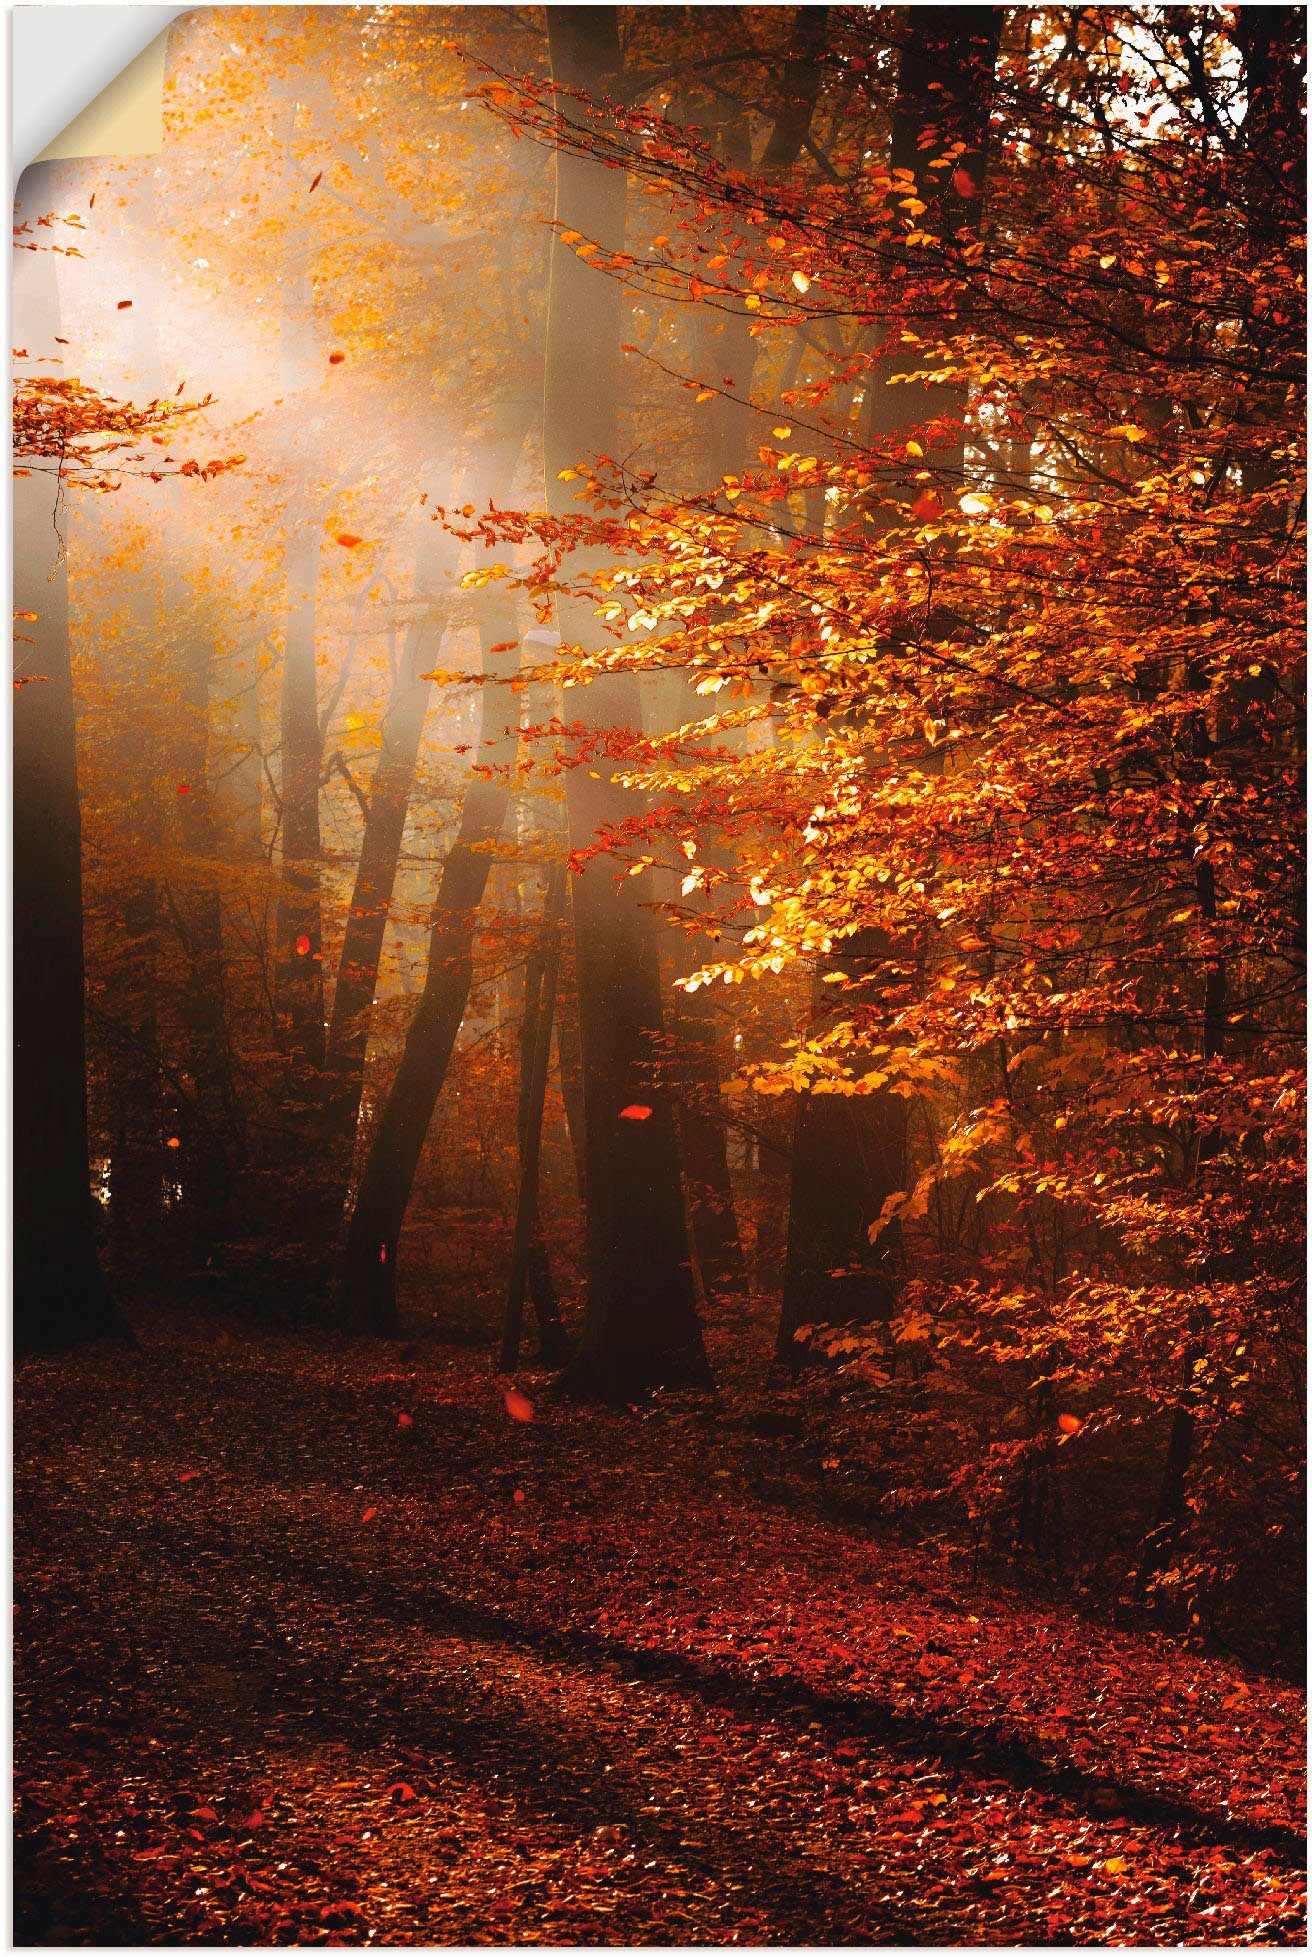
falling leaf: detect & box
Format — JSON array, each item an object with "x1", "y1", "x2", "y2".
[
  {"x1": 397, "y1": 1411, "x2": 414, "y2": 1429},
  {"x1": 117, "y1": 300, "x2": 133, "y2": 310},
  {"x1": 952, "y1": 167, "x2": 978, "y2": 198},
  {"x1": 166, "y1": 1136, "x2": 181, "y2": 1151},
  {"x1": 620, "y1": 1103, "x2": 652, "y2": 1120},
  {"x1": 309, "y1": 170, "x2": 323, "y2": 191},
  {"x1": 504, "y1": 1388, "x2": 533, "y2": 1423},
  {"x1": 295, "y1": 933, "x2": 312, "y2": 956},
  {"x1": 791, "y1": 270, "x2": 811, "y2": 294},
  {"x1": 329, "y1": 351, "x2": 345, "y2": 365},
  {"x1": 335, "y1": 533, "x2": 363, "y2": 549},
  {"x1": 361, "y1": 1506, "x2": 378, "y2": 1523},
  {"x1": 1058, "y1": 1412, "x2": 1083, "y2": 1435}
]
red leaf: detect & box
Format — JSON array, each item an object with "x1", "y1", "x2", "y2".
[
  {"x1": 397, "y1": 1411, "x2": 414, "y2": 1429},
  {"x1": 243, "y1": 1809, "x2": 265, "y2": 1829},
  {"x1": 620, "y1": 1103, "x2": 652, "y2": 1120},
  {"x1": 175, "y1": 781, "x2": 193, "y2": 796},
  {"x1": 309, "y1": 171, "x2": 323, "y2": 191},
  {"x1": 295, "y1": 933, "x2": 312, "y2": 957},
  {"x1": 329, "y1": 351, "x2": 345, "y2": 365},
  {"x1": 504, "y1": 1388, "x2": 534, "y2": 1423},
  {"x1": 1058, "y1": 1412, "x2": 1083, "y2": 1434},
  {"x1": 513, "y1": 1487, "x2": 526, "y2": 1505},
  {"x1": 178, "y1": 1470, "x2": 201, "y2": 1484},
  {"x1": 952, "y1": 167, "x2": 978, "y2": 199},
  {"x1": 335, "y1": 532, "x2": 363, "y2": 549},
  {"x1": 361, "y1": 1506, "x2": 378, "y2": 1523},
  {"x1": 117, "y1": 299, "x2": 133, "y2": 310}
]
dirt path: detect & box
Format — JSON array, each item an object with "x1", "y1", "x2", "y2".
[{"x1": 14, "y1": 1314, "x2": 1306, "y2": 1945}]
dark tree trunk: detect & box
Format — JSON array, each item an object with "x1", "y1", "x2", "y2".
[
  {"x1": 339, "y1": 597, "x2": 522, "y2": 1333},
  {"x1": 778, "y1": 9, "x2": 1002, "y2": 1366},
  {"x1": 323, "y1": 602, "x2": 445, "y2": 1182},
  {"x1": 671, "y1": 984, "x2": 747, "y2": 1308},
  {"x1": 13, "y1": 163, "x2": 128, "y2": 1353},
  {"x1": 502, "y1": 865, "x2": 572, "y2": 1369},
  {"x1": 546, "y1": 6, "x2": 709, "y2": 1397}
]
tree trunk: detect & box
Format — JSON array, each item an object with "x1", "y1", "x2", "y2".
[
  {"x1": 13, "y1": 163, "x2": 128, "y2": 1352},
  {"x1": 274, "y1": 515, "x2": 326, "y2": 1080},
  {"x1": 546, "y1": 6, "x2": 709, "y2": 1397},
  {"x1": 502, "y1": 865, "x2": 571, "y2": 1369},
  {"x1": 173, "y1": 613, "x2": 243, "y2": 1269},
  {"x1": 323, "y1": 601, "x2": 446, "y2": 1180},
  {"x1": 339, "y1": 596, "x2": 522, "y2": 1333},
  {"x1": 778, "y1": 8, "x2": 1002, "y2": 1365}
]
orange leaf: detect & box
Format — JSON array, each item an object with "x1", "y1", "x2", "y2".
[
  {"x1": 620, "y1": 1103, "x2": 652, "y2": 1120},
  {"x1": 335, "y1": 532, "x2": 363, "y2": 549},
  {"x1": 1057, "y1": 1412, "x2": 1083, "y2": 1435},
  {"x1": 361, "y1": 1506, "x2": 378, "y2": 1523},
  {"x1": 329, "y1": 351, "x2": 345, "y2": 365}
]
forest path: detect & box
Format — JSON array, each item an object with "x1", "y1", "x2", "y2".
[{"x1": 14, "y1": 1313, "x2": 1305, "y2": 1945}]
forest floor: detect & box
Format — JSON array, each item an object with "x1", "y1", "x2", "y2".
[{"x1": 13, "y1": 1307, "x2": 1307, "y2": 1947}]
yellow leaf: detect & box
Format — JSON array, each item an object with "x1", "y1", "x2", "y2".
[{"x1": 791, "y1": 270, "x2": 811, "y2": 294}]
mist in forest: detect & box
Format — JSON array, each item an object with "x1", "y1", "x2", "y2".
[{"x1": 12, "y1": 7, "x2": 1305, "y2": 1943}]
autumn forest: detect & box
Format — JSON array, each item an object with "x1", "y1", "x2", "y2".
[{"x1": 11, "y1": 4, "x2": 1307, "y2": 1945}]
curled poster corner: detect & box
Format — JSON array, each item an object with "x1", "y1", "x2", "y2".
[{"x1": 12, "y1": 5, "x2": 185, "y2": 173}]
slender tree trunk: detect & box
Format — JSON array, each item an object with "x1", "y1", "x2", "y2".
[
  {"x1": 323, "y1": 602, "x2": 445, "y2": 1170},
  {"x1": 339, "y1": 596, "x2": 522, "y2": 1333},
  {"x1": 670, "y1": 983, "x2": 747, "y2": 1306},
  {"x1": 502, "y1": 865, "x2": 571, "y2": 1368},
  {"x1": 554, "y1": 958, "x2": 588, "y2": 1200},
  {"x1": 13, "y1": 163, "x2": 128, "y2": 1352},
  {"x1": 546, "y1": 6, "x2": 709, "y2": 1397},
  {"x1": 173, "y1": 613, "x2": 243, "y2": 1269},
  {"x1": 274, "y1": 515, "x2": 326, "y2": 1079}
]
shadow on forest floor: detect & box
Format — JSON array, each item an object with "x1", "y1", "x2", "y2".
[{"x1": 13, "y1": 1311, "x2": 1307, "y2": 1946}]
